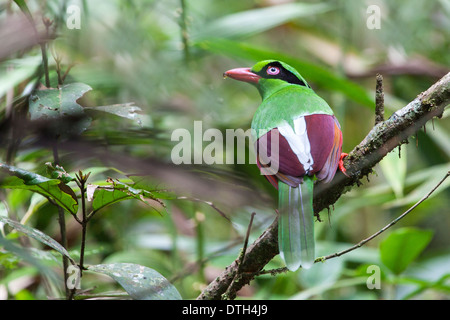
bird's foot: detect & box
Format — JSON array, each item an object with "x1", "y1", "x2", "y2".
[{"x1": 339, "y1": 153, "x2": 349, "y2": 177}]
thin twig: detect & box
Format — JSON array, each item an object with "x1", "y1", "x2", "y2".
[
  {"x1": 238, "y1": 212, "x2": 256, "y2": 274},
  {"x1": 321, "y1": 171, "x2": 450, "y2": 261},
  {"x1": 177, "y1": 196, "x2": 232, "y2": 222},
  {"x1": 52, "y1": 140, "x2": 60, "y2": 165},
  {"x1": 179, "y1": 0, "x2": 190, "y2": 62},
  {"x1": 75, "y1": 171, "x2": 90, "y2": 272},
  {"x1": 41, "y1": 17, "x2": 53, "y2": 88},
  {"x1": 57, "y1": 206, "x2": 70, "y2": 298},
  {"x1": 169, "y1": 237, "x2": 244, "y2": 283},
  {"x1": 51, "y1": 144, "x2": 71, "y2": 299},
  {"x1": 375, "y1": 73, "x2": 385, "y2": 125},
  {"x1": 61, "y1": 63, "x2": 77, "y2": 83},
  {"x1": 222, "y1": 212, "x2": 256, "y2": 300},
  {"x1": 55, "y1": 58, "x2": 63, "y2": 86}
]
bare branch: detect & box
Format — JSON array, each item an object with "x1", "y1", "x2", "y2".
[{"x1": 313, "y1": 71, "x2": 449, "y2": 215}]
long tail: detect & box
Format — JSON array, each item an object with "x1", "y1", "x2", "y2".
[{"x1": 278, "y1": 178, "x2": 315, "y2": 271}]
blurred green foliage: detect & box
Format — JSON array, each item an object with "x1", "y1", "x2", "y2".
[{"x1": 0, "y1": 0, "x2": 449, "y2": 300}]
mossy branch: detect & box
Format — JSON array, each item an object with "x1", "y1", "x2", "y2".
[{"x1": 197, "y1": 72, "x2": 450, "y2": 300}]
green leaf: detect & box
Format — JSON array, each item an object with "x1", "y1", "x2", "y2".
[
  {"x1": 379, "y1": 149, "x2": 407, "y2": 198},
  {"x1": 387, "y1": 165, "x2": 450, "y2": 208},
  {"x1": 87, "y1": 263, "x2": 182, "y2": 300},
  {"x1": 380, "y1": 228, "x2": 433, "y2": 275},
  {"x1": 196, "y1": 38, "x2": 374, "y2": 108},
  {"x1": 88, "y1": 185, "x2": 137, "y2": 212},
  {"x1": 297, "y1": 257, "x2": 344, "y2": 290},
  {"x1": 0, "y1": 163, "x2": 78, "y2": 214},
  {"x1": 28, "y1": 82, "x2": 93, "y2": 136},
  {"x1": 0, "y1": 237, "x2": 57, "y2": 284},
  {"x1": 0, "y1": 56, "x2": 41, "y2": 99},
  {"x1": 85, "y1": 103, "x2": 143, "y2": 126},
  {"x1": 87, "y1": 178, "x2": 166, "y2": 214},
  {"x1": 13, "y1": 0, "x2": 33, "y2": 21},
  {"x1": 45, "y1": 162, "x2": 76, "y2": 184},
  {"x1": 0, "y1": 216, "x2": 75, "y2": 264},
  {"x1": 298, "y1": 243, "x2": 345, "y2": 289},
  {"x1": 0, "y1": 250, "x2": 20, "y2": 270},
  {"x1": 192, "y1": 2, "x2": 332, "y2": 40},
  {"x1": 128, "y1": 175, "x2": 177, "y2": 200}
]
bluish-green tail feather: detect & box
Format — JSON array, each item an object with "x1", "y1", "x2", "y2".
[{"x1": 278, "y1": 178, "x2": 315, "y2": 271}]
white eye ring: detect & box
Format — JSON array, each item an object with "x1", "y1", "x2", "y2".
[{"x1": 267, "y1": 66, "x2": 280, "y2": 75}]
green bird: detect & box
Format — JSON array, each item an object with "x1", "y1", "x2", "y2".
[{"x1": 224, "y1": 60, "x2": 346, "y2": 271}]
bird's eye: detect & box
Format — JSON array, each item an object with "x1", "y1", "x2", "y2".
[{"x1": 267, "y1": 66, "x2": 280, "y2": 75}]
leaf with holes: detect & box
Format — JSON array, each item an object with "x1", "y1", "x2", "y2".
[
  {"x1": 128, "y1": 175, "x2": 177, "y2": 200},
  {"x1": 29, "y1": 82, "x2": 92, "y2": 136},
  {"x1": 0, "y1": 163, "x2": 78, "y2": 214},
  {"x1": 87, "y1": 263, "x2": 182, "y2": 300},
  {"x1": 87, "y1": 178, "x2": 166, "y2": 214}
]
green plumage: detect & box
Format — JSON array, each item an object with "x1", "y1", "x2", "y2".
[
  {"x1": 251, "y1": 84, "x2": 334, "y2": 140},
  {"x1": 278, "y1": 178, "x2": 315, "y2": 271}
]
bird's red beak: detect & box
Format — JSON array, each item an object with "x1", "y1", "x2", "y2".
[{"x1": 224, "y1": 68, "x2": 261, "y2": 84}]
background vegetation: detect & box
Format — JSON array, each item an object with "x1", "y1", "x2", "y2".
[{"x1": 0, "y1": 0, "x2": 449, "y2": 300}]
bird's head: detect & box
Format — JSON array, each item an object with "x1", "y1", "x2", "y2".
[{"x1": 224, "y1": 60, "x2": 310, "y2": 99}]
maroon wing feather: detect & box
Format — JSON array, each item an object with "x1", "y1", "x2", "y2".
[
  {"x1": 255, "y1": 128, "x2": 304, "y2": 188},
  {"x1": 255, "y1": 114, "x2": 342, "y2": 188},
  {"x1": 305, "y1": 114, "x2": 342, "y2": 183}
]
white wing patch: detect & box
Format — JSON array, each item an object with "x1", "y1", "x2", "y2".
[{"x1": 277, "y1": 117, "x2": 313, "y2": 173}]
